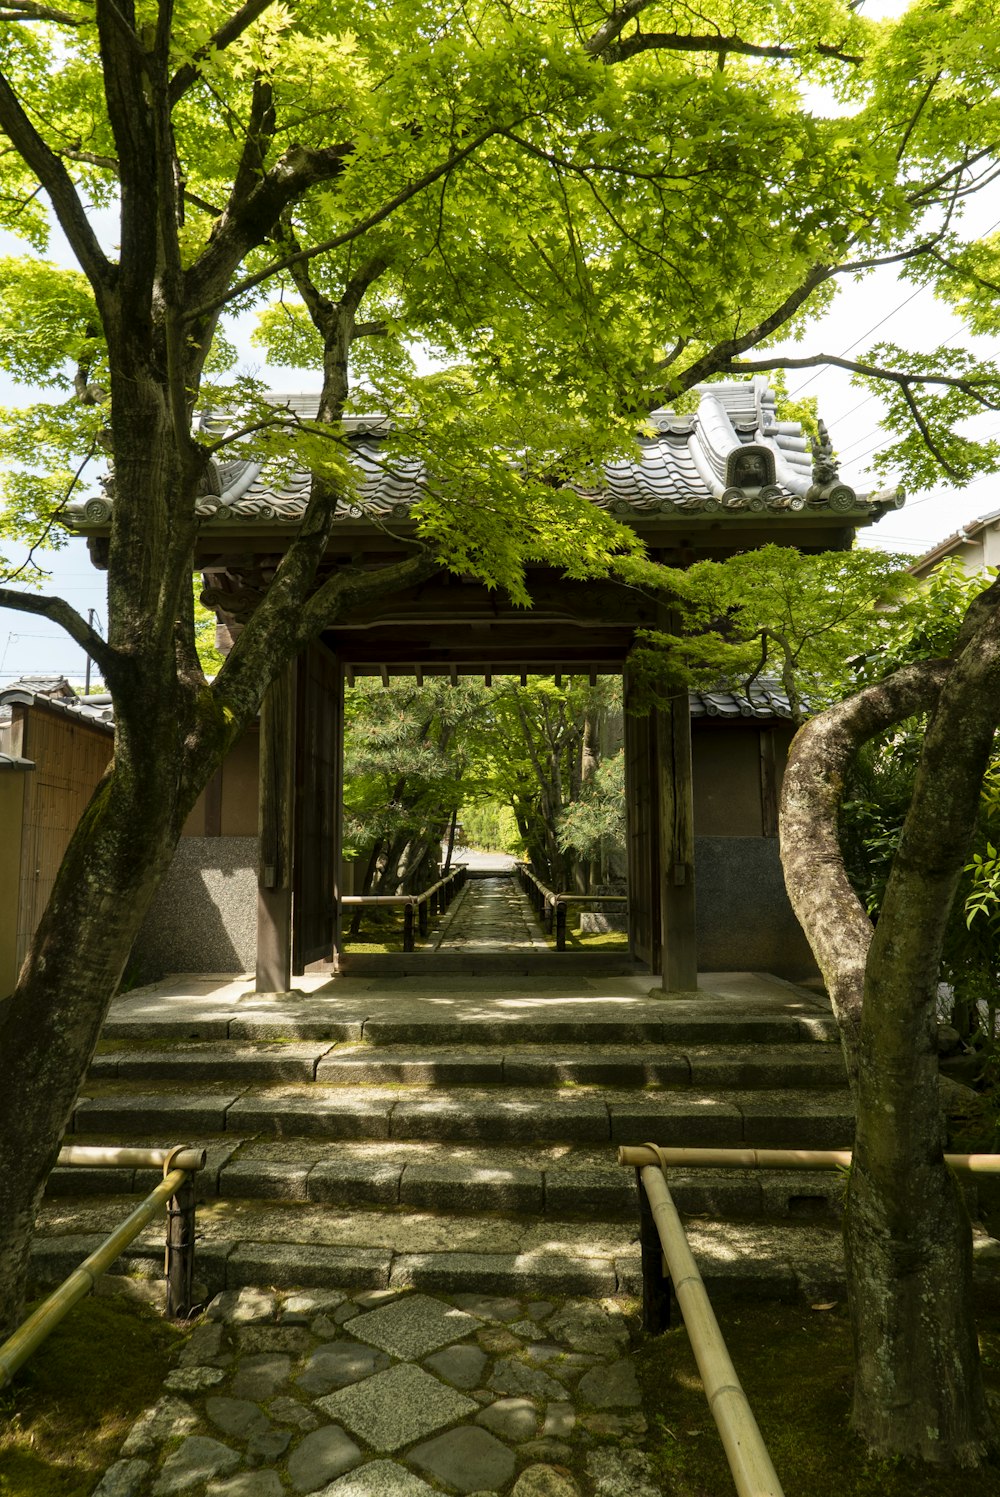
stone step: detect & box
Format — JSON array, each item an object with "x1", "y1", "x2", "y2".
[
  {"x1": 88, "y1": 1040, "x2": 846, "y2": 1090},
  {"x1": 46, "y1": 1138, "x2": 848, "y2": 1221},
  {"x1": 100, "y1": 1005, "x2": 837, "y2": 1047},
  {"x1": 30, "y1": 1199, "x2": 849, "y2": 1303},
  {"x1": 70, "y1": 1083, "x2": 855, "y2": 1148}
]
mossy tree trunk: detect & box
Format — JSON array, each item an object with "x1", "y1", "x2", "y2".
[{"x1": 780, "y1": 584, "x2": 1000, "y2": 1466}]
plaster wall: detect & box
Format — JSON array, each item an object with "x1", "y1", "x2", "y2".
[
  {"x1": 0, "y1": 772, "x2": 27, "y2": 997},
  {"x1": 135, "y1": 835, "x2": 257, "y2": 979},
  {"x1": 695, "y1": 834, "x2": 816, "y2": 979}
]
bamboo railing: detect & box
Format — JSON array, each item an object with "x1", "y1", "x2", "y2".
[
  {"x1": 342, "y1": 864, "x2": 468, "y2": 950},
  {"x1": 0, "y1": 1144, "x2": 205, "y2": 1390},
  {"x1": 618, "y1": 1142, "x2": 1000, "y2": 1497},
  {"x1": 515, "y1": 862, "x2": 628, "y2": 950}
]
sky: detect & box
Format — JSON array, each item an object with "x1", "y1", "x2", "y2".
[{"x1": 1, "y1": 0, "x2": 998, "y2": 685}]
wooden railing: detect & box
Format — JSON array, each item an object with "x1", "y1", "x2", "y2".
[
  {"x1": 0, "y1": 1144, "x2": 204, "y2": 1390},
  {"x1": 515, "y1": 862, "x2": 628, "y2": 950},
  {"x1": 342, "y1": 864, "x2": 468, "y2": 951}
]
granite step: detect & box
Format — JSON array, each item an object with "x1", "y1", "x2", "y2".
[
  {"x1": 88, "y1": 1040, "x2": 847, "y2": 1090},
  {"x1": 69, "y1": 1083, "x2": 855, "y2": 1149},
  {"x1": 30, "y1": 1198, "x2": 849, "y2": 1302},
  {"x1": 100, "y1": 1004, "x2": 837, "y2": 1048},
  {"x1": 46, "y1": 1138, "x2": 848, "y2": 1220}
]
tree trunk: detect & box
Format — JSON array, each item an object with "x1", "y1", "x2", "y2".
[
  {"x1": 780, "y1": 611, "x2": 1000, "y2": 1464},
  {"x1": 844, "y1": 610, "x2": 1000, "y2": 1465}
]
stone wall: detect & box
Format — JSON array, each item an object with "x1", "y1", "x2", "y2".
[
  {"x1": 135, "y1": 835, "x2": 257, "y2": 979},
  {"x1": 695, "y1": 835, "x2": 816, "y2": 980}
]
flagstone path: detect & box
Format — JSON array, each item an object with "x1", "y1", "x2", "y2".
[
  {"x1": 433, "y1": 878, "x2": 549, "y2": 955},
  {"x1": 94, "y1": 1284, "x2": 660, "y2": 1497}
]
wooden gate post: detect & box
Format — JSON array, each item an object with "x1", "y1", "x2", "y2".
[
  {"x1": 256, "y1": 665, "x2": 296, "y2": 993},
  {"x1": 656, "y1": 692, "x2": 698, "y2": 992}
]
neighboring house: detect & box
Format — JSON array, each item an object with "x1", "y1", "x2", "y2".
[
  {"x1": 0, "y1": 678, "x2": 114, "y2": 994},
  {"x1": 909, "y1": 506, "x2": 1000, "y2": 580}
]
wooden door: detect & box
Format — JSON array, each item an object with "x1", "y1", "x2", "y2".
[{"x1": 292, "y1": 641, "x2": 342, "y2": 972}]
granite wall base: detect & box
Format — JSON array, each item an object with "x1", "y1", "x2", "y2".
[
  {"x1": 695, "y1": 835, "x2": 817, "y2": 981},
  {"x1": 135, "y1": 835, "x2": 258, "y2": 979}
]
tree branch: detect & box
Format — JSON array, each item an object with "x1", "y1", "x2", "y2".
[
  {"x1": 0, "y1": 70, "x2": 114, "y2": 293},
  {"x1": 779, "y1": 657, "x2": 951, "y2": 1091},
  {"x1": 0, "y1": 0, "x2": 82, "y2": 20},
  {"x1": 0, "y1": 588, "x2": 120, "y2": 678},
  {"x1": 185, "y1": 120, "x2": 510, "y2": 323},
  {"x1": 719, "y1": 352, "x2": 1000, "y2": 405},
  {"x1": 597, "y1": 29, "x2": 861, "y2": 65},
  {"x1": 168, "y1": 0, "x2": 278, "y2": 105}
]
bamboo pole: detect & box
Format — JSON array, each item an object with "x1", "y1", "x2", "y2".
[
  {"x1": 57, "y1": 1145, "x2": 206, "y2": 1172},
  {"x1": 618, "y1": 1145, "x2": 1000, "y2": 1173},
  {"x1": 0, "y1": 1167, "x2": 186, "y2": 1390},
  {"x1": 640, "y1": 1164, "x2": 785, "y2": 1497}
]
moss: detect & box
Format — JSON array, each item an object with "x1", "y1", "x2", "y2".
[
  {"x1": 0, "y1": 1291, "x2": 183, "y2": 1497},
  {"x1": 634, "y1": 1299, "x2": 1000, "y2": 1495}
]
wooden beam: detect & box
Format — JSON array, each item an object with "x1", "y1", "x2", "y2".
[
  {"x1": 379, "y1": 664, "x2": 390, "y2": 689},
  {"x1": 415, "y1": 665, "x2": 424, "y2": 687},
  {"x1": 256, "y1": 666, "x2": 296, "y2": 993}
]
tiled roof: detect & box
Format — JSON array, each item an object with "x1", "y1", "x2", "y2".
[
  {"x1": 909, "y1": 505, "x2": 1000, "y2": 575},
  {"x1": 689, "y1": 680, "x2": 796, "y2": 720},
  {"x1": 0, "y1": 684, "x2": 115, "y2": 732},
  {"x1": 65, "y1": 378, "x2": 903, "y2": 532}
]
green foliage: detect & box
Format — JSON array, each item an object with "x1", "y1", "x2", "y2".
[
  {"x1": 626, "y1": 546, "x2": 913, "y2": 719},
  {"x1": 557, "y1": 750, "x2": 625, "y2": 864}
]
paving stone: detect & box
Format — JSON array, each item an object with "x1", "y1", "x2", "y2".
[
  {"x1": 231, "y1": 1353, "x2": 293, "y2": 1400},
  {"x1": 297, "y1": 1343, "x2": 390, "y2": 1396},
  {"x1": 585, "y1": 1449, "x2": 659, "y2": 1497},
  {"x1": 208, "y1": 1288, "x2": 279, "y2": 1325},
  {"x1": 151, "y1": 1436, "x2": 240, "y2": 1496},
  {"x1": 576, "y1": 1358, "x2": 641, "y2": 1408},
  {"x1": 474, "y1": 1397, "x2": 538, "y2": 1443},
  {"x1": 488, "y1": 1357, "x2": 568, "y2": 1403},
  {"x1": 392, "y1": 1251, "x2": 617, "y2": 1298},
  {"x1": 287, "y1": 1424, "x2": 364, "y2": 1492},
  {"x1": 545, "y1": 1302, "x2": 630, "y2": 1357},
  {"x1": 206, "y1": 1396, "x2": 271, "y2": 1440},
  {"x1": 234, "y1": 1325, "x2": 312, "y2": 1355},
  {"x1": 334, "y1": 1302, "x2": 363, "y2": 1324},
  {"x1": 510, "y1": 1464, "x2": 579, "y2": 1497},
  {"x1": 524, "y1": 1303, "x2": 554, "y2": 1322},
  {"x1": 312, "y1": 1314, "x2": 343, "y2": 1339},
  {"x1": 451, "y1": 1295, "x2": 521, "y2": 1322},
  {"x1": 422, "y1": 1343, "x2": 488, "y2": 1390},
  {"x1": 164, "y1": 1366, "x2": 227, "y2": 1393},
  {"x1": 390, "y1": 1095, "x2": 608, "y2": 1145},
  {"x1": 246, "y1": 1424, "x2": 293, "y2": 1463},
  {"x1": 579, "y1": 1413, "x2": 646, "y2": 1437},
  {"x1": 206, "y1": 1475, "x2": 285, "y2": 1497},
  {"x1": 519, "y1": 1441, "x2": 573, "y2": 1464},
  {"x1": 178, "y1": 1321, "x2": 226, "y2": 1367},
  {"x1": 354, "y1": 1289, "x2": 410, "y2": 1311},
  {"x1": 351, "y1": 1293, "x2": 480, "y2": 1359},
  {"x1": 268, "y1": 1395, "x2": 321, "y2": 1431},
  {"x1": 316, "y1": 1364, "x2": 478, "y2": 1453},
  {"x1": 282, "y1": 1291, "x2": 348, "y2": 1322},
  {"x1": 541, "y1": 1404, "x2": 576, "y2": 1439},
  {"x1": 476, "y1": 1328, "x2": 523, "y2": 1356},
  {"x1": 121, "y1": 1397, "x2": 199, "y2": 1456},
  {"x1": 92, "y1": 1459, "x2": 150, "y2": 1497},
  {"x1": 222, "y1": 1162, "x2": 312, "y2": 1200},
  {"x1": 322, "y1": 1460, "x2": 438, "y2": 1497},
  {"x1": 506, "y1": 1320, "x2": 540, "y2": 1338},
  {"x1": 409, "y1": 1426, "x2": 517, "y2": 1493}
]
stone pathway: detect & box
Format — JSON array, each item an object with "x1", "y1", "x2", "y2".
[
  {"x1": 434, "y1": 879, "x2": 548, "y2": 955},
  {"x1": 95, "y1": 1285, "x2": 659, "y2": 1497}
]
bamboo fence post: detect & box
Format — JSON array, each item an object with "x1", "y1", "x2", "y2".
[
  {"x1": 165, "y1": 1175, "x2": 197, "y2": 1319},
  {"x1": 403, "y1": 903, "x2": 415, "y2": 951},
  {"x1": 637, "y1": 1167, "x2": 671, "y2": 1332}
]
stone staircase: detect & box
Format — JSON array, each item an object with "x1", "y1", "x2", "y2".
[{"x1": 30, "y1": 969, "x2": 870, "y2": 1306}]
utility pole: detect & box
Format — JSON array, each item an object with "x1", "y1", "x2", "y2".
[{"x1": 84, "y1": 608, "x2": 97, "y2": 695}]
